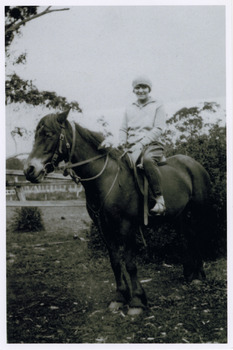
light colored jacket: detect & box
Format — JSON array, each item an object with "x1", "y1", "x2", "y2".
[{"x1": 119, "y1": 97, "x2": 166, "y2": 147}]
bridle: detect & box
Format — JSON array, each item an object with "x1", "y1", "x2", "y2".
[
  {"x1": 43, "y1": 123, "x2": 71, "y2": 174},
  {"x1": 43, "y1": 120, "x2": 110, "y2": 184},
  {"x1": 41, "y1": 119, "x2": 147, "y2": 246}
]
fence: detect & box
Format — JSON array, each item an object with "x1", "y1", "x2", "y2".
[{"x1": 6, "y1": 169, "x2": 85, "y2": 207}]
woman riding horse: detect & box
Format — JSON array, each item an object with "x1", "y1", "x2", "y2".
[{"x1": 24, "y1": 108, "x2": 211, "y2": 315}]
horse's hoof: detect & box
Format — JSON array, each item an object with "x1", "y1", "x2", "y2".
[
  {"x1": 127, "y1": 307, "x2": 144, "y2": 316},
  {"x1": 190, "y1": 279, "x2": 203, "y2": 286},
  {"x1": 108, "y1": 301, "x2": 124, "y2": 311}
]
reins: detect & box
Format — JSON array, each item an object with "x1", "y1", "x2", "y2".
[
  {"x1": 65, "y1": 154, "x2": 109, "y2": 184},
  {"x1": 62, "y1": 121, "x2": 110, "y2": 184},
  {"x1": 43, "y1": 117, "x2": 147, "y2": 247}
]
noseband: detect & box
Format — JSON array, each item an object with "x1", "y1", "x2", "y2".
[{"x1": 43, "y1": 121, "x2": 108, "y2": 184}]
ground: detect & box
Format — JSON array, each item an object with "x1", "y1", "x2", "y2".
[{"x1": 6, "y1": 205, "x2": 227, "y2": 344}]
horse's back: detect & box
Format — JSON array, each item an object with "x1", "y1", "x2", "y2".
[
  {"x1": 165, "y1": 154, "x2": 210, "y2": 191},
  {"x1": 159, "y1": 154, "x2": 211, "y2": 214}
]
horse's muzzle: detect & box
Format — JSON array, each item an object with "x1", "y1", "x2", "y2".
[{"x1": 24, "y1": 165, "x2": 44, "y2": 183}]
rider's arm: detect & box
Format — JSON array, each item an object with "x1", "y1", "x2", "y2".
[{"x1": 140, "y1": 104, "x2": 166, "y2": 146}]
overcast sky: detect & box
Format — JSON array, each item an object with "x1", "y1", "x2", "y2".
[
  {"x1": 4, "y1": 1, "x2": 230, "y2": 157},
  {"x1": 8, "y1": 4, "x2": 226, "y2": 113}
]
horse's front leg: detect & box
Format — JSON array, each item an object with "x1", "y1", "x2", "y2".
[
  {"x1": 108, "y1": 244, "x2": 147, "y2": 314},
  {"x1": 124, "y1": 235, "x2": 148, "y2": 315},
  {"x1": 119, "y1": 220, "x2": 147, "y2": 314},
  {"x1": 108, "y1": 247, "x2": 131, "y2": 311},
  {"x1": 102, "y1": 218, "x2": 147, "y2": 314}
]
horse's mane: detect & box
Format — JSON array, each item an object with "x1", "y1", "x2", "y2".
[
  {"x1": 76, "y1": 123, "x2": 104, "y2": 149},
  {"x1": 75, "y1": 123, "x2": 131, "y2": 169}
]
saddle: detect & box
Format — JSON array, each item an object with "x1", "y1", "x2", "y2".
[{"x1": 128, "y1": 154, "x2": 167, "y2": 226}]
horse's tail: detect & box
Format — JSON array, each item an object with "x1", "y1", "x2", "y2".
[{"x1": 186, "y1": 157, "x2": 218, "y2": 259}]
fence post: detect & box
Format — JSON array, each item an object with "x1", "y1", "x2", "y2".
[{"x1": 15, "y1": 185, "x2": 26, "y2": 201}]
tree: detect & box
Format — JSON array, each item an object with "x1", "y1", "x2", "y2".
[
  {"x1": 5, "y1": 6, "x2": 69, "y2": 50},
  {"x1": 6, "y1": 73, "x2": 81, "y2": 111},
  {"x1": 97, "y1": 116, "x2": 113, "y2": 138},
  {"x1": 166, "y1": 102, "x2": 220, "y2": 141},
  {"x1": 5, "y1": 6, "x2": 81, "y2": 112}
]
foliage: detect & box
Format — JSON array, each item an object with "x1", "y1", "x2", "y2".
[
  {"x1": 5, "y1": 73, "x2": 81, "y2": 111},
  {"x1": 6, "y1": 156, "x2": 24, "y2": 170},
  {"x1": 5, "y1": 6, "x2": 38, "y2": 49},
  {"x1": 166, "y1": 102, "x2": 220, "y2": 140},
  {"x1": 136, "y1": 223, "x2": 185, "y2": 264},
  {"x1": 5, "y1": 6, "x2": 79, "y2": 112},
  {"x1": 5, "y1": 6, "x2": 69, "y2": 50},
  {"x1": 97, "y1": 116, "x2": 113, "y2": 138},
  {"x1": 11, "y1": 207, "x2": 45, "y2": 232}
]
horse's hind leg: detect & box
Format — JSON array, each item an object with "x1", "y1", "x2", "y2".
[
  {"x1": 177, "y1": 208, "x2": 206, "y2": 282},
  {"x1": 183, "y1": 229, "x2": 206, "y2": 283}
]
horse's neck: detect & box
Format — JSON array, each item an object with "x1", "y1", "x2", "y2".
[
  {"x1": 70, "y1": 124, "x2": 135, "y2": 204},
  {"x1": 70, "y1": 124, "x2": 111, "y2": 180},
  {"x1": 70, "y1": 126, "x2": 139, "y2": 213}
]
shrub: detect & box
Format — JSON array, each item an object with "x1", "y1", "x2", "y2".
[
  {"x1": 136, "y1": 223, "x2": 184, "y2": 264},
  {"x1": 11, "y1": 207, "x2": 45, "y2": 232}
]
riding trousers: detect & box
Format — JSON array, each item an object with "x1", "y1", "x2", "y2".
[{"x1": 140, "y1": 143, "x2": 164, "y2": 197}]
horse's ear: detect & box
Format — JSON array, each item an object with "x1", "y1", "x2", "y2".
[{"x1": 57, "y1": 108, "x2": 71, "y2": 124}]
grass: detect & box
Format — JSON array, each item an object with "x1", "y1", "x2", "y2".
[{"x1": 6, "y1": 206, "x2": 227, "y2": 344}]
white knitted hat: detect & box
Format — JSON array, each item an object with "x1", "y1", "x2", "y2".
[{"x1": 132, "y1": 76, "x2": 152, "y2": 91}]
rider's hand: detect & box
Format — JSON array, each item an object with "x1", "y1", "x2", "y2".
[
  {"x1": 100, "y1": 139, "x2": 112, "y2": 148},
  {"x1": 130, "y1": 143, "x2": 143, "y2": 154}
]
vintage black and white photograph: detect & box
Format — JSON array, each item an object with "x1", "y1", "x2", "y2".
[{"x1": 3, "y1": 0, "x2": 232, "y2": 347}]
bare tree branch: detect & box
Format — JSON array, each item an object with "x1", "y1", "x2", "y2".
[{"x1": 5, "y1": 7, "x2": 70, "y2": 35}]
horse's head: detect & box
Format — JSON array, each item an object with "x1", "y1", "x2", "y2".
[{"x1": 24, "y1": 109, "x2": 71, "y2": 183}]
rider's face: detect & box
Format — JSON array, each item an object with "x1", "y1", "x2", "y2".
[{"x1": 133, "y1": 84, "x2": 150, "y2": 102}]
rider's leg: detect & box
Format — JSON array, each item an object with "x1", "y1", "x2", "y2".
[{"x1": 142, "y1": 145, "x2": 166, "y2": 215}]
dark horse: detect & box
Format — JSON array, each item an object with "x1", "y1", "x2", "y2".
[{"x1": 24, "y1": 109, "x2": 211, "y2": 315}]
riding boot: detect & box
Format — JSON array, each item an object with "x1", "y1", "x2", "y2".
[{"x1": 150, "y1": 195, "x2": 166, "y2": 215}]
